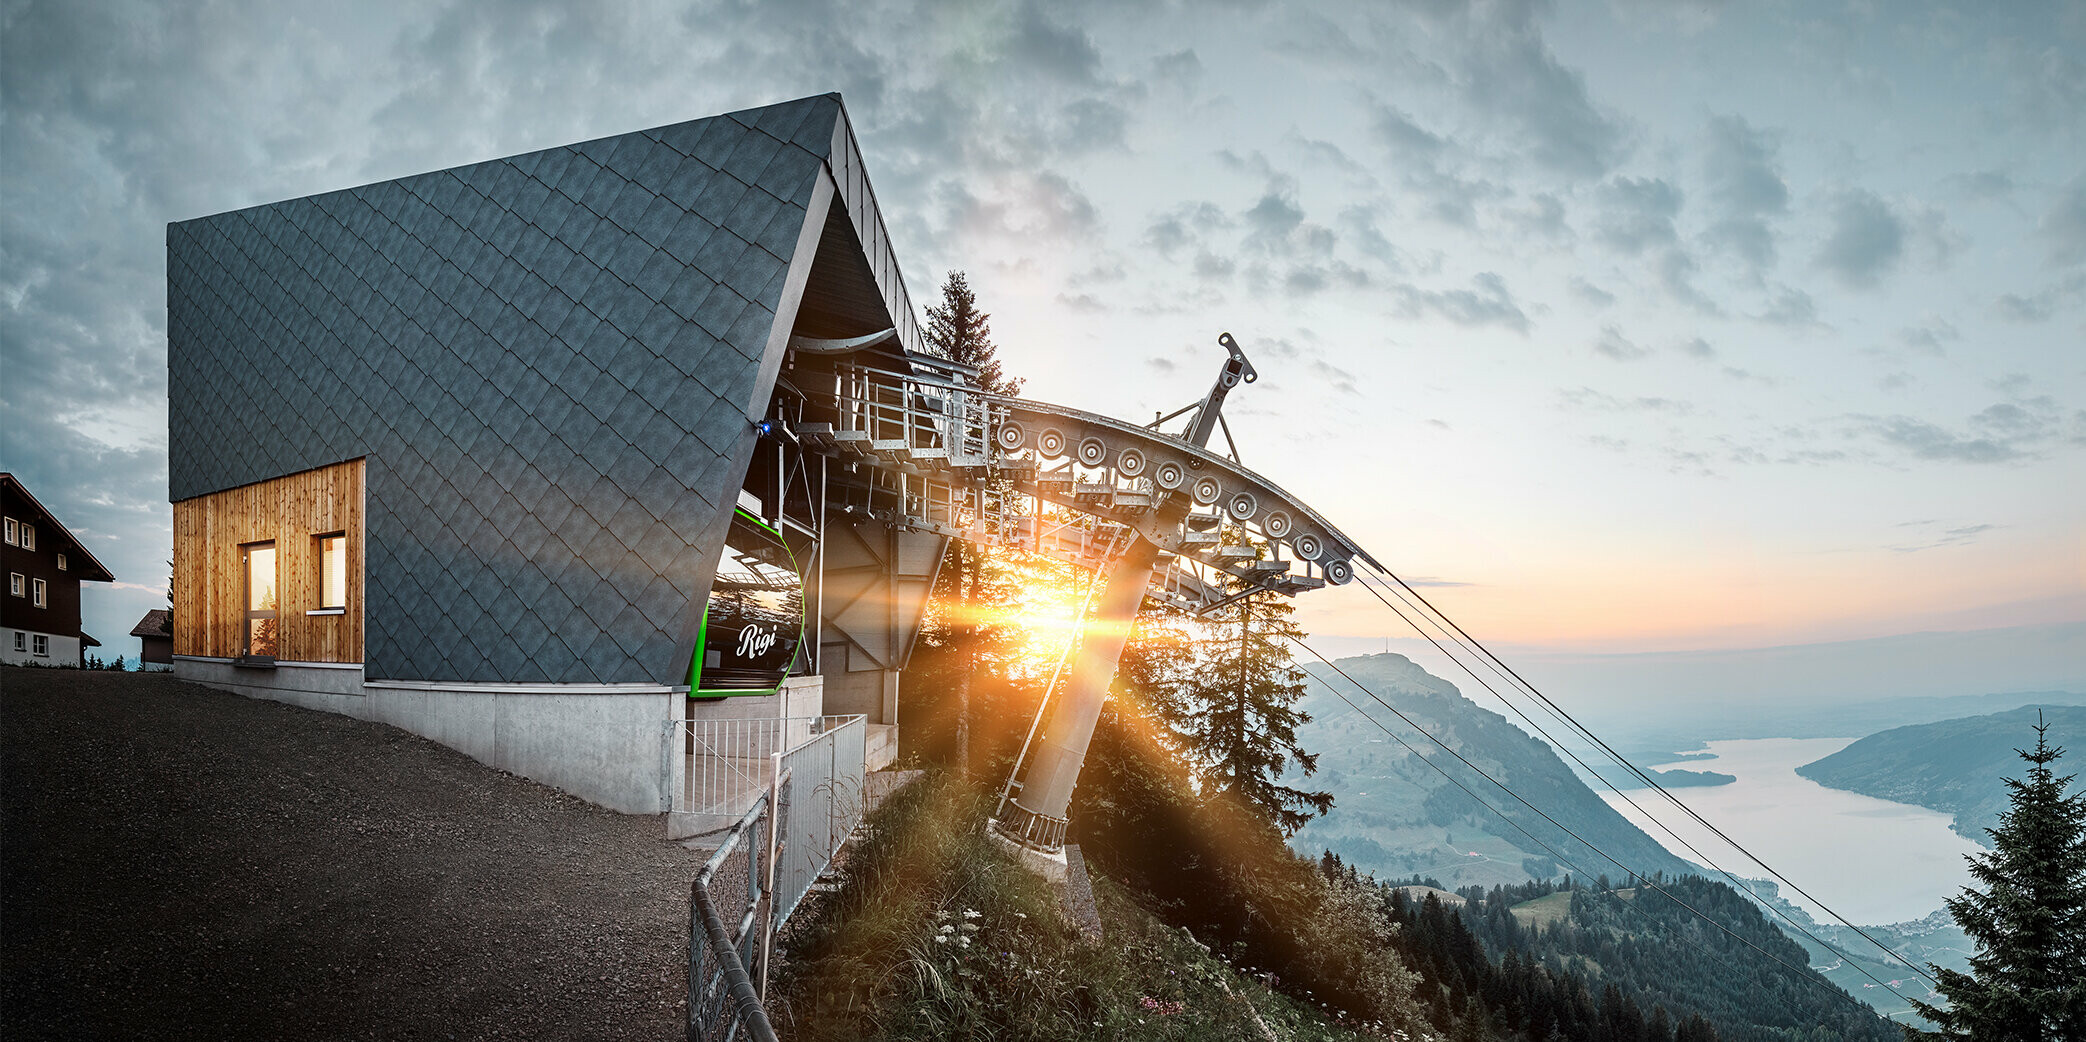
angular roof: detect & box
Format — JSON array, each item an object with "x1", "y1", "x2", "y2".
[
  {"x1": 131, "y1": 609, "x2": 172, "y2": 638},
  {"x1": 167, "y1": 95, "x2": 915, "y2": 684},
  {"x1": 0, "y1": 472, "x2": 116, "y2": 582}
]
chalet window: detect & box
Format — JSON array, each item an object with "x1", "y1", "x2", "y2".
[
  {"x1": 313, "y1": 533, "x2": 347, "y2": 613},
  {"x1": 56, "y1": 553, "x2": 66, "y2": 571},
  {"x1": 31, "y1": 578, "x2": 46, "y2": 608},
  {"x1": 11, "y1": 633, "x2": 22, "y2": 652},
  {"x1": 3, "y1": 517, "x2": 14, "y2": 544},
  {"x1": 241, "y1": 542, "x2": 278, "y2": 661},
  {"x1": 18, "y1": 524, "x2": 32, "y2": 551},
  {"x1": 8, "y1": 573, "x2": 20, "y2": 597},
  {"x1": 32, "y1": 635, "x2": 48, "y2": 657}
]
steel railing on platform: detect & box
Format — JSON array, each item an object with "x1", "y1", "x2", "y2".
[{"x1": 670, "y1": 715, "x2": 857, "y2": 816}]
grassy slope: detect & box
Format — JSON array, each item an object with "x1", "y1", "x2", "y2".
[{"x1": 771, "y1": 773, "x2": 1398, "y2": 1041}]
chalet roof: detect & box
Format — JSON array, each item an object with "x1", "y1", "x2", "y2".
[
  {"x1": 166, "y1": 95, "x2": 914, "y2": 685},
  {"x1": 0, "y1": 472, "x2": 116, "y2": 582},
  {"x1": 131, "y1": 609, "x2": 172, "y2": 638}
]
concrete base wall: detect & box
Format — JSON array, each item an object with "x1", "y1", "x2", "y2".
[{"x1": 174, "y1": 659, "x2": 676, "y2": 814}]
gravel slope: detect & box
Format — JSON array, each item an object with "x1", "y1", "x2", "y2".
[{"x1": 1, "y1": 667, "x2": 697, "y2": 1040}]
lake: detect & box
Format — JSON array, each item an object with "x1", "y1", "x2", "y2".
[{"x1": 1596, "y1": 737, "x2": 1984, "y2": 925}]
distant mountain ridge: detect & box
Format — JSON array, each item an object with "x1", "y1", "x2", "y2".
[
  {"x1": 1292, "y1": 653, "x2": 1699, "y2": 887},
  {"x1": 1794, "y1": 703, "x2": 2086, "y2": 843}
]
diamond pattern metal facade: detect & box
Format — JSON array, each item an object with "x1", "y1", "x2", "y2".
[{"x1": 168, "y1": 95, "x2": 852, "y2": 684}]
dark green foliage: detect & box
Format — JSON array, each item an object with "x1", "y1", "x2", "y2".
[
  {"x1": 1908, "y1": 716, "x2": 2086, "y2": 1041},
  {"x1": 1345, "y1": 859, "x2": 1899, "y2": 1042},
  {"x1": 1177, "y1": 590, "x2": 1331, "y2": 835},
  {"x1": 922, "y1": 270, "x2": 1022, "y2": 397}
]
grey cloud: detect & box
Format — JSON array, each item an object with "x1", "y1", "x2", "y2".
[
  {"x1": 1056, "y1": 292, "x2": 1105, "y2": 312},
  {"x1": 1817, "y1": 189, "x2": 1905, "y2": 288},
  {"x1": 1677, "y1": 337, "x2": 1715, "y2": 359},
  {"x1": 1006, "y1": 2, "x2": 1102, "y2": 84},
  {"x1": 1858, "y1": 397, "x2": 2068, "y2": 463},
  {"x1": 2042, "y1": 172, "x2": 2086, "y2": 266},
  {"x1": 1595, "y1": 177, "x2": 1682, "y2": 255},
  {"x1": 1559, "y1": 386, "x2": 1690, "y2": 413},
  {"x1": 1899, "y1": 317, "x2": 1959, "y2": 354},
  {"x1": 1390, "y1": 272, "x2": 1530, "y2": 334},
  {"x1": 1338, "y1": 205, "x2": 1402, "y2": 270},
  {"x1": 1366, "y1": 101, "x2": 1496, "y2": 227},
  {"x1": 1244, "y1": 188, "x2": 1306, "y2": 246},
  {"x1": 1701, "y1": 115, "x2": 1788, "y2": 271},
  {"x1": 1400, "y1": 576, "x2": 1473, "y2": 588},
  {"x1": 1886, "y1": 521, "x2": 2001, "y2": 554},
  {"x1": 1995, "y1": 292, "x2": 2053, "y2": 322},
  {"x1": 1508, "y1": 193, "x2": 1570, "y2": 240},
  {"x1": 1951, "y1": 170, "x2": 2015, "y2": 201},
  {"x1": 1146, "y1": 356, "x2": 1178, "y2": 373},
  {"x1": 1193, "y1": 250, "x2": 1236, "y2": 280},
  {"x1": 1445, "y1": 2, "x2": 1626, "y2": 178},
  {"x1": 1567, "y1": 276, "x2": 1615, "y2": 307},
  {"x1": 1756, "y1": 286, "x2": 1821, "y2": 326},
  {"x1": 1152, "y1": 48, "x2": 1202, "y2": 88},
  {"x1": 1592, "y1": 326, "x2": 1650, "y2": 361}
]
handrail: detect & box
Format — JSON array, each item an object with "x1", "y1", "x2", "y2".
[{"x1": 688, "y1": 798, "x2": 780, "y2": 1042}]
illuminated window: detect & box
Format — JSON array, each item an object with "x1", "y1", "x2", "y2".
[
  {"x1": 316, "y1": 533, "x2": 347, "y2": 610},
  {"x1": 18, "y1": 524, "x2": 32, "y2": 551},
  {"x1": 31, "y1": 578, "x2": 46, "y2": 608},
  {"x1": 56, "y1": 553, "x2": 66, "y2": 571},
  {"x1": 242, "y1": 542, "x2": 278, "y2": 660},
  {"x1": 7, "y1": 573, "x2": 20, "y2": 597},
  {"x1": 32, "y1": 634, "x2": 48, "y2": 657}
]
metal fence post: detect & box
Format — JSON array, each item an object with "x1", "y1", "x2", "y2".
[{"x1": 760, "y1": 752, "x2": 783, "y2": 998}]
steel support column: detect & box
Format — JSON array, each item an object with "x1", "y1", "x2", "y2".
[{"x1": 1002, "y1": 536, "x2": 1162, "y2": 843}]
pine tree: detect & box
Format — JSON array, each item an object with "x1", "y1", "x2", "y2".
[
  {"x1": 919, "y1": 270, "x2": 1023, "y2": 776},
  {"x1": 1910, "y1": 713, "x2": 2086, "y2": 1041},
  {"x1": 1177, "y1": 580, "x2": 1332, "y2": 835},
  {"x1": 922, "y1": 270, "x2": 1022, "y2": 397}
]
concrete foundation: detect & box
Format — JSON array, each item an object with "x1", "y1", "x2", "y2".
[{"x1": 174, "y1": 658, "x2": 679, "y2": 814}]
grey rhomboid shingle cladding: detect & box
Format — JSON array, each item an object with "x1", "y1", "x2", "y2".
[{"x1": 168, "y1": 94, "x2": 847, "y2": 684}]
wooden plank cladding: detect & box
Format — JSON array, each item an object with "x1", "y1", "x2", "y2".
[{"x1": 173, "y1": 459, "x2": 364, "y2": 662}]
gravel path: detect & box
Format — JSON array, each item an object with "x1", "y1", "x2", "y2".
[{"x1": 2, "y1": 667, "x2": 698, "y2": 1040}]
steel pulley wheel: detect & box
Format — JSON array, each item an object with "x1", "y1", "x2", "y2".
[
  {"x1": 1037, "y1": 428, "x2": 1066, "y2": 457},
  {"x1": 1293, "y1": 532, "x2": 1323, "y2": 561},
  {"x1": 1116, "y1": 447, "x2": 1146, "y2": 476},
  {"x1": 1154, "y1": 460, "x2": 1186, "y2": 490},
  {"x1": 1264, "y1": 511, "x2": 1292, "y2": 538},
  {"x1": 1226, "y1": 491, "x2": 1258, "y2": 521},
  {"x1": 1077, "y1": 436, "x2": 1108, "y2": 466},
  {"x1": 1325, "y1": 558, "x2": 1354, "y2": 585},
  {"x1": 996, "y1": 423, "x2": 1025, "y2": 451},
  {"x1": 1192, "y1": 476, "x2": 1223, "y2": 505}
]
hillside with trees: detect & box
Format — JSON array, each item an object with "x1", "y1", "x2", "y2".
[
  {"x1": 1292, "y1": 653, "x2": 1701, "y2": 888},
  {"x1": 1796, "y1": 704, "x2": 2086, "y2": 842}
]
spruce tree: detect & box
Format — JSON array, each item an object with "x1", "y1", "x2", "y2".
[
  {"x1": 1177, "y1": 578, "x2": 1332, "y2": 835},
  {"x1": 922, "y1": 270, "x2": 1022, "y2": 397},
  {"x1": 1909, "y1": 713, "x2": 2086, "y2": 1041},
  {"x1": 919, "y1": 270, "x2": 1022, "y2": 776}
]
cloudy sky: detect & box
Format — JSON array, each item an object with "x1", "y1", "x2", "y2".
[{"x1": 3, "y1": 1, "x2": 2080, "y2": 701}]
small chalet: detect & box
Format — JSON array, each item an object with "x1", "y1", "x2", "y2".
[
  {"x1": 132, "y1": 609, "x2": 173, "y2": 666},
  {"x1": 2, "y1": 473, "x2": 116, "y2": 666}
]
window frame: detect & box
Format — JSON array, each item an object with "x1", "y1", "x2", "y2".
[
  {"x1": 18, "y1": 524, "x2": 32, "y2": 551},
  {"x1": 238, "y1": 541, "x2": 279, "y2": 664},
  {"x1": 309, "y1": 531, "x2": 348, "y2": 615},
  {"x1": 7, "y1": 573, "x2": 20, "y2": 597},
  {"x1": 3, "y1": 517, "x2": 14, "y2": 545},
  {"x1": 56, "y1": 553, "x2": 66, "y2": 572},
  {"x1": 31, "y1": 578, "x2": 46, "y2": 608},
  {"x1": 11, "y1": 632, "x2": 22, "y2": 652},
  {"x1": 31, "y1": 634, "x2": 48, "y2": 657}
]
